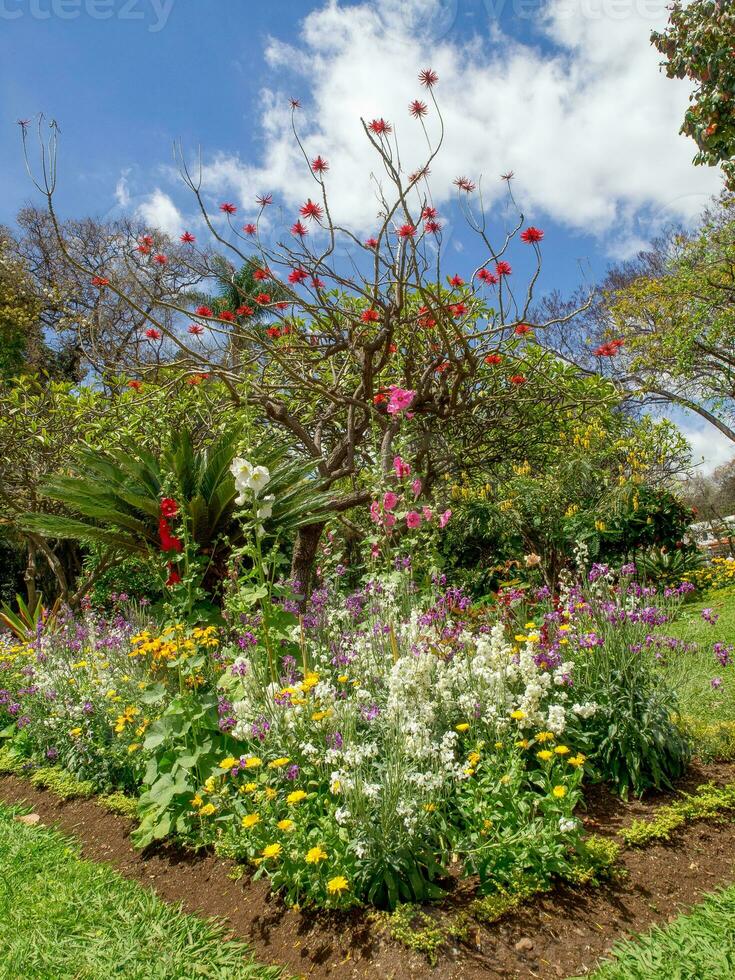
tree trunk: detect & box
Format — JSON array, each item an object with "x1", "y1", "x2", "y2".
[
  {"x1": 24, "y1": 539, "x2": 38, "y2": 609},
  {"x1": 290, "y1": 522, "x2": 326, "y2": 598}
]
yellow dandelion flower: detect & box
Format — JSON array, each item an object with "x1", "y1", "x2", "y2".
[
  {"x1": 568, "y1": 754, "x2": 586, "y2": 767},
  {"x1": 455, "y1": 723, "x2": 470, "y2": 732},
  {"x1": 262, "y1": 843, "x2": 282, "y2": 859},
  {"x1": 552, "y1": 785, "x2": 567, "y2": 798},
  {"x1": 268, "y1": 757, "x2": 290, "y2": 769},
  {"x1": 191, "y1": 795, "x2": 203, "y2": 809},
  {"x1": 554, "y1": 745, "x2": 570, "y2": 755},
  {"x1": 242, "y1": 813, "x2": 260, "y2": 829},
  {"x1": 287, "y1": 790, "x2": 308, "y2": 805},
  {"x1": 305, "y1": 845, "x2": 327, "y2": 864},
  {"x1": 536, "y1": 750, "x2": 553, "y2": 761},
  {"x1": 199, "y1": 803, "x2": 216, "y2": 816},
  {"x1": 220, "y1": 756, "x2": 238, "y2": 770},
  {"x1": 277, "y1": 819, "x2": 295, "y2": 831},
  {"x1": 510, "y1": 710, "x2": 526, "y2": 720},
  {"x1": 327, "y1": 876, "x2": 349, "y2": 895},
  {"x1": 535, "y1": 732, "x2": 555, "y2": 743},
  {"x1": 244, "y1": 757, "x2": 262, "y2": 769}
]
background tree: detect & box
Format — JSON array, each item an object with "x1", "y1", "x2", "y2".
[{"x1": 652, "y1": 0, "x2": 735, "y2": 189}]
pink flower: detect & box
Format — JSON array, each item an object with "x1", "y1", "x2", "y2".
[
  {"x1": 411, "y1": 478, "x2": 422, "y2": 498},
  {"x1": 387, "y1": 386, "x2": 416, "y2": 415},
  {"x1": 406, "y1": 511, "x2": 422, "y2": 529},
  {"x1": 422, "y1": 506, "x2": 433, "y2": 522},
  {"x1": 383, "y1": 491, "x2": 399, "y2": 511},
  {"x1": 393, "y1": 456, "x2": 411, "y2": 478},
  {"x1": 370, "y1": 543, "x2": 381, "y2": 559},
  {"x1": 384, "y1": 513, "x2": 396, "y2": 528},
  {"x1": 439, "y1": 509, "x2": 452, "y2": 528},
  {"x1": 369, "y1": 501, "x2": 381, "y2": 524}
]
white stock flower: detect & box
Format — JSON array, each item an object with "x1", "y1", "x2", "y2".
[
  {"x1": 257, "y1": 494, "x2": 275, "y2": 519},
  {"x1": 249, "y1": 466, "x2": 271, "y2": 496}
]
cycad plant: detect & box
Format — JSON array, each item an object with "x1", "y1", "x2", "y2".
[{"x1": 22, "y1": 428, "x2": 332, "y2": 609}]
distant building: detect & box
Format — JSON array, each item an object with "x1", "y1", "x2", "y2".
[{"x1": 689, "y1": 517, "x2": 735, "y2": 557}]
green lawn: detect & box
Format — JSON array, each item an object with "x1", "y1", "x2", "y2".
[
  {"x1": 661, "y1": 588, "x2": 735, "y2": 758},
  {"x1": 0, "y1": 804, "x2": 283, "y2": 980},
  {"x1": 577, "y1": 883, "x2": 735, "y2": 979}
]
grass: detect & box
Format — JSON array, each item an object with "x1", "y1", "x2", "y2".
[
  {"x1": 0, "y1": 803, "x2": 283, "y2": 980},
  {"x1": 580, "y1": 883, "x2": 735, "y2": 979},
  {"x1": 659, "y1": 588, "x2": 735, "y2": 758}
]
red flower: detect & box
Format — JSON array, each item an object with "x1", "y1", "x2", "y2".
[
  {"x1": 514, "y1": 323, "x2": 532, "y2": 335},
  {"x1": 300, "y1": 199, "x2": 324, "y2": 220},
  {"x1": 255, "y1": 293, "x2": 271, "y2": 305},
  {"x1": 361, "y1": 308, "x2": 380, "y2": 323},
  {"x1": 256, "y1": 193, "x2": 273, "y2": 207},
  {"x1": 288, "y1": 268, "x2": 309, "y2": 284},
  {"x1": 422, "y1": 206, "x2": 437, "y2": 219},
  {"x1": 275, "y1": 301, "x2": 289, "y2": 310},
  {"x1": 409, "y1": 166, "x2": 430, "y2": 183},
  {"x1": 594, "y1": 338, "x2": 625, "y2": 357},
  {"x1": 435, "y1": 361, "x2": 450, "y2": 373},
  {"x1": 520, "y1": 226, "x2": 544, "y2": 244},
  {"x1": 311, "y1": 155, "x2": 329, "y2": 173},
  {"x1": 127, "y1": 379, "x2": 142, "y2": 390},
  {"x1": 448, "y1": 274, "x2": 464, "y2": 287},
  {"x1": 368, "y1": 118, "x2": 392, "y2": 135},
  {"x1": 253, "y1": 268, "x2": 271, "y2": 281},
  {"x1": 419, "y1": 67, "x2": 439, "y2": 88},
  {"x1": 165, "y1": 563, "x2": 181, "y2": 587},
  {"x1": 450, "y1": 302, "x2": 467, "y2": 318},
  {"x1": 180, "y1": 231, "x2": 196, "y2": 243},
  {"x1": 365, "y1": 237, "x2": 379, "y2": 248},
  {"x1": 158, "y1": 518, "x2": 183, "y2": 553},
  {"x1": 289, "y1": 97, "x2": 301, "y2": 109},
  {"x1": 477, "y1": 268, "x2": 498, "y2": 285},
  {"x1": 243, "y1": 223, "x2": 257, "y2": 235},
  {"x1": 186, "y1": 374, "x2": 206, "y2": 386},
  {"x1": 266, "y1": 326, "x2": 281, "y2": 338},
  {"x1": 219, "y1": 202, "x2": 237, "y2": 215},
  {"x1": 237, "y1": 305, "x2": 254, "y2": 317},
  {"x1": 484, "y1": 354, "x2": 502, "y2": 365},
  {"x1": 145, "y1": 328, "x2": 162, "y2": 340},
  {"x1": 219, "y1": 310, "x2": 236, "y2": 322},
  {"x1": 140, "y1": 235, "x2": 154, "y2": 246},
  {"x1": 137, "y1": 244, "x2": 151, "y2": 255},
  {"x1": 188, "y1": 323, "x2": 205, "y2": 335},
  {"x1": 495, "y1": 261, "x2": 512, "y2": 276},
  {"x1": 373, "y1": 391, "x2": 388, "y2": 405},
  {"x1": 91, "y1": 275, "x2": 109, "y2": 287},
  {"x1": 424, "y1": 220, "x2": 441, "y2": 234},
  {"x1": 509, "y1": 374, "x2": 527, "y2": 385},
  {"x1": 195, "y1": 305, "x2": 213, "y2": 317},
  {"x1": 409, "y1": 99, "x2": 428, "y2": 118},
  {"x1": 154, "y1": 254, "x2": 168, "y2": 265},
  {"x1": 160, "y1": 498, "x2": 178, "y2": 518},
  {"x1": 311, "y1": 276, "x2": 325, "y2": 289},
  {"x1": 388, "y1": 343, "x2": 397, "y2": 354},
  {"x1": 418, "y1": 306, "x2": 437, "y2": 329},
  {"x1": 397, "y1": 223, "x2": 416, "y2": 239},
  {"x1": 453, "y1": 176, "x2": 476, "y2": 192},
  {"x1": 291, "y1": 220, "x2": 309, "y2": 236}
]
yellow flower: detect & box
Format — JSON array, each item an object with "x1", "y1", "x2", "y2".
[
  {"x1": 455, "y1": 723, "x2": 470, "y2": 732},
  {"x1": 468, "y1": 752, "x2": 481, "y2": 766},
  {"x1": 69, "y1": 727, "x2": 82, "y2": 737},
  {"x1": 568, "y1": 754, "x2": 586, "y2": 767},
  {"x1": 535, "y1": 732, "x2": 555, "y2": 743},
  {"x1": 191, "y1": 795, "x2": 203, "y2": 808},
  {"x1": 510, "y1": 710, "x2": 526, "y2": 721},
  {"x1": 494, "y1": 741, "x2": 503, "y2": 750},
  {"x1": 424, "y1": 803, "x2": 436, "y2": 812},
  {"x1": 244, "y1": 756, "x2": 262, "y2": 769},
  {"x1": 262, "y1": 843, "x2": 282, "y2": 859},
  {"x1": 244, "y1": 782, "x2": 258, "y2": 793},
  {"x1": 287, "y1": 790, "x2": 308, "y2": 805},
  {"x1": 536, "y1": 750, "x2": 553, "y2": 762},
  {"x1": 524, "y1": 622, "x2": 536, "y2": 630},
  {"x1": 552, "y1": 785, "x2": 567, "y2": 799},
  {"x1": 559, "y1": 624, "x2": 570, "y2": 633},
  {"x1": 199, "y1": 803, "x2": 216, "y2": 816},
  {"x1": 515, "y1": 739, "x2": 529, "y2": 749},
  {"x1": 127, "y1": 743, "x2": 141, "y2": 753},
  {"x1": 554, "y1": 745, "x2": 570, "y2": 755},
  {"x1": 514, "y1": 634, "x2": 528, "y2": 643},
  {"x1": 500, "y1": 774, "x2": 511, "y2": 785},
  {"x1": 311, "y1": 709, "x2": 332, "y2": 722},
  {"x1": 264, "y1": 787, "x2": 277, "y2": 801},
  {"x1": 305, "y1": 845, "x2": 328, "y2": 864},
  {"x1": 242, "y1": 813, "x2": 261, "y2": 829},
  {"x1": 327, "y1": 876, "x2": 349, "y2": 895},
  {"x1": 220, "y1": 756, "x2": 238, "y2": 770},
  {"x1": 204, "y1": 777, "x2": 216, "y2": 793},
  {"x1": 337, "y1": 675, "x2": 349, "y2": 683},
  {"x1": 268, "y1": 757, "x2": 290, "y2": 768},
  {"x1": 277, "y1": 819, "x2": 295, "y2": 831}
]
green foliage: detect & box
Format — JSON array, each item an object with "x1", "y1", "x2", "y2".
[
  {"x1": 0, "y1": 592, "x2": 56, "y2": 641},
  {"x1": 98, "y1": 790, "x2": 141, "y2": 819},
  {"x1": 652, "y1": 1, "x2": 735, "y2": 189},
  {"x1": 0, "y1": 802, "x2": 281, "y2": 979},
  {"x1": 636, "y1": 545, "x2": 704, "y2": 586},
  {"x1": 620, "y1": 782, "x2": 735, "y2": 847},
  {"x1": 380, "y1": 904, "x2": 447, "y2": 966},
  {"x1": 29, "y1": 765, "x2": 95, "y2": 800},
  {"x1": 583, "y1": 884, "x2": 735, "y2": 979}
]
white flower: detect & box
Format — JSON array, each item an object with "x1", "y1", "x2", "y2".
[
  {"x1": 249, "y1": 466, "x2": 271, "y2": 496},
  {"x1": 231, "y1": 457, "x2": 253, "y2": 483},
  {"x1": 257, "y1": 494, "x2": 275, "y2": 519},
  {"x1": 559, "y1": 817, "x2": 578, "y2": 834}
]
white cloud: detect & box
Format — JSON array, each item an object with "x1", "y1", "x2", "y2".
[
  {"x1": 115, "y1": 170, "x2": 131, "y2": 208},
  {"x1": 680, "y1": 418, "x2": 735, "y2": 476},
  {"x1": 135, "y1": 189, "x2": 184, "y2": 238},
  {"x1": 196, "y1": 0, "x2": 720, "y2": 240}
]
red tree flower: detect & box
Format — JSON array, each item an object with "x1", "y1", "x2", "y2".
[
  {"x1": 237, "y1": 305, "x2": 254, "y2": 317},
  {"x1": 484, "y1": 353, "x2": 503, "y2": 365},
  {"x1": 450, "y1": 302, "x2": 467, "y2": 317},
  {"x1": 424, "y1": 220, "x2": 441, "y2": 234},
  {"x1": 91, "y1": 276, "x2": 109, "y2": 287},
  {"x1": 127, "y1": 379, "x2": 142, "y2": 390},
  {"x1": 253, "y1": 268, "x2": 271, "y2": 281},
  {"x1": 509, "y1": 374, "x2": 527, "y2": 385},
  {"x1": 448, "y1": 274, "x2": 464, "y2": 287},
  {"x1": 453, "y1": 176, "x2": 476, "y2": 192},
  {"x1": 188, "y1": 323, "x2": 205, "y2": 335},
  {"x1": 477, "y1": 268, "x2": 498, "y2": 284},
  {"x1": 311, "y1": 155, "x2": 329, "y2": 173},
  {"x1": 180, "y1": 231, "x2": 196, "y2": 243},
  {"x1": 195, "y1": 305, "x2": 213, "y2": 317},
  {"x1": 219, "y1": 202, "x2": 237, "y2": 215},
  {"x1": 255, "y1": 293, "x2": 271, "y2": 305},
  {"x1": 409, "y1": 100, "x2": 428, "y2": 118},
  {"x1": 145, "y1": 328, "x2": 162, "y2": 340},
  {"x1": 520, "y1": 226, "x2": 544, "y2": 244},
  {"x1": 288, "y1": 268, "x2": 309, "y2": 284},
  {"x1": 219, "y1": 310, "x2": 236, "y2": 322},
  {"x1": 419, "y1": 67, "x2": 439, "y2": 88},
  {"x1": 154, "y1": 254, "x2": 168, "y2": 265},
  {"x1": 422, "y1": 206, "x2": 438, "y2": 219},
  {"x1": 300, "y1": 199, "x2": 324, "y2": 220},
  {"x1": 243, "y1": 223, "x2": 257, "y2": 235},
  {"x1": 361, "y1": 308, "x2": 380, "y2": 322},
  {"x1": 256, "y1": 193, "x2": 273, "y2": 207},
  {"x1": 514, "y1": 323, "x2": 532, "y2": 335},
  {"x1": 291, "y1": 220, "x2": 309, "y2": 236},
  {"x1": 365, "y1": 237, "x2": 379, "y2": 248},
  {"x1": 368, "y1": 118, "x2": 392, "y2": 135},
  {"x1": 495, "y1": 261, "x2": 512, "y2": 276},
  {"x1": 397, "y1": 223, "x2": 416, "y2": 239}
]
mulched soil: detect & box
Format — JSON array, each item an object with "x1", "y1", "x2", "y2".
[{"x1": 2, "y1": 760, "x2": 735, "y2": 979}]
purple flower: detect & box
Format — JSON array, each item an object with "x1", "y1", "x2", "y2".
[
  {"x1": 619, "y1": 562, "x2": 637, "y2": 577},
  {"x1": 46, "y1": 747, "x2": 59, "y2": 761},
  {"x1": 701, "y1": 608, "x2": 719, "y2": 625},
  {"x1": 360, "y1": 703, "x2": 380, "y2": 722},
  {"x1": 327, "y1": 731, "x2": 343, "y2": 750},
  {"x1": 712, "y1": 677, "x2": 724, "y2": 690},
  {"x1": 714, "y1": 643, "x2": 733, "y2": 668},
  {"x1": 16, "y1": 715, "x2": 31, "y2": 729},
  {"x1": 588, "y1": 563, "x2": 610, "y2": 583},
  {"x1": 285, "y1": 764, "x2": 300, "y2": 780},
  {"x1": 251, "y1": 715, "x2": 271, "y2": 742}
]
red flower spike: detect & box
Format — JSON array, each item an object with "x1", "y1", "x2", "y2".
[
  {"x1": 422, "y1": 206, "x2": 437, "y2": 219},
  {"x1": 477, "y1": 269, "x2": 498, "y2": 285},
  {"x1": 484, "y1": 354, "x2": 502, "y2": 365},
  {"x1": 137, "y1": 245, "x2": 151, "y2": 255},
  {"x1": 361, "y1": 309, "x2": 380, "y2": 323},
  {"x1": 188, "y1": 323, "x2": 205, "y2": 335},
  {"x1": 368, "y1": 118, "x2": 392, "y2": 135},
  {"x1": 195, "y1": 305, "x2": 213, "y2": 318},
  {"x1": 289, "y1": 97, "x2": 301, "y2": 109},
  {"x1": 219, "y1": 202, "x2": 237, "y2": 215},
  {"x1": 424, "y1": 220, "x2": 441, "y2": 234},
  {"x1": 514, "y1": 323, "x2": 532, "y2": 335},
  {"x1": 520, "y1": 226, "x2": 544, "y2": 244},
  {"x1": 237, "y1": 305, "x2": 254, "y2": 317},
  {"x1": 253, "y1": 268, "x2": 271, "y2": 281},
  {"x1": 154, "y1": 254, "x2": 168, "y2": 265},
  {"x1": 311, "y1": 276, "x2": 325, "y2": 289},
  {"x1": 255, "y1": 293, "x2": 271, "y2": 305},
  {"x1": 291, "y1": 220, "x2": 309, "y2": 236},
  {"x1": 450, "y1": 302, "x2": 467, "y2": 318},
  {"x1": 288, "y1": 268, "x2": 309, "y2": 285},
  {"x1": 256, "y1": 193, "x2": 273, "y2": 207},
  {"x1": 453, "y1": 176, "x2": 476, "y2": 192},
  {"x1": 180, "y1": 231, "x2": 196, "y2": 243},
  {"x1": 419, "y1": 67, "x2": 439, "y2": 88},
  {"x1": 409, "y1": 100, "x2": 428, "y2": 118},
  {"x1": 449, "y1": 274, "x2": 464, "y2": 287},
  {"x1": 266, "y1": 326, "x2": 282, "y2": 339},
  {"x1": 275, "y1": 301, "x2": 289, "y2": 310},
  {"x1": 300, "y1": 199, "x2": 324, "y2": 220},
  {"x1": 91, "y1": 275, "x2": 109, "y2": 287},
  {"x1": 243, "y1": 223, "x2": 257, "y2": 235},
  {"x1": 495, "y1": 261, "x2": 512, "y2": 276},
  {"x1": 145, "y1": 328, "x2": 162, "y2": 340},
  {"x1": 127, "y1": 380, "x2": 142, "y2": 391},
  {"x1": 365, "y1": 237, "x2": 378, "y2": 248},
  {"x1": 219, "y1": 310, "x2": 236, "y2": 322},
  {"x1": 397, "y1": 223, "x2": 416, "y2": 239},
  {"x1": 140, "y1": 235, "x2": 154, "y2": 247},
  {"x1": 311, "y1": 155, "x2": 329, "y2": 174},
  {"x1": 509, "y1": 374, "x2": 527, "y2": 385}
]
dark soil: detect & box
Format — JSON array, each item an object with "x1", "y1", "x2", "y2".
[{"x1": 2, "y1": 759, "x2": 735, "y2": 979}]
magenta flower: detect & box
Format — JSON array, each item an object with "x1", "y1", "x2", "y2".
[
  {"x1": 422, "y1": 506, "x2": 433, "y2": 522},
  {"x1": 393, "y1": 456, "x2": 411, "y2": 478},
  {"x1": 369, "y1": 501, "x2": 381, "y2": 523},
  {"x1": 386, "y1": 386, "x2": 416, "y2": 415},
  {"x1": 411, "y1": 478, "x2": 422, "y2": 498},
  {"x1": 406, "y1": 511, "x2": 422, "y2": 529},
  {"x1": 383, "y1": 491, "x2": 399, "y2": 511},
  {"x1": 439, "y1": 509, "x2": 452, "y2": 528}
]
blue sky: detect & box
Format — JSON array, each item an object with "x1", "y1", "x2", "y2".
[{"x1": 0, "y1": 0, "x2": 731, "y2": 469}]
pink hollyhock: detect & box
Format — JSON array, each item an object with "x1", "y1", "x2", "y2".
[
  {"x1": 520, "y1": 226, "x2": 544, "y2": 244},
  {"x1": 384, "y1": 513, "x2": 397, "y2": 528},
  {"x1": 370, "y1": 501, "x2": 381, "y2": 523},
  {"x1": 406, "y1": 511, "x2": 422, "y2": 529},
  {"x1": 370, "y1": 542, "x2": 380, "y2": 559},
  {"x1": 412, "y1": 478, "x2": 422, "y2": 498},
  {"x1": 422, "y1": 506, "x2": 433, "y2": 522},
  {"x1": 160, "y1": 498, "x2": 178, "y2": 518},
  {"x1": 439, "y1": 509, "x2": 452, "y2": 528},
  {"x1": 166, "y1": 563, "x2": 182, "y2": 587},
  {"x1": 383, "y1": 491, "x2": 399, "y2": 511},
  {"x1": 158, "y1": 518, "x2": 183, "y2": 553},
  {"x1": 394, "y1": 456, "x2": 411, "y2": 478},
  {"x1": 387, "y1": 386, "x2": 416, "y2": 415}
]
